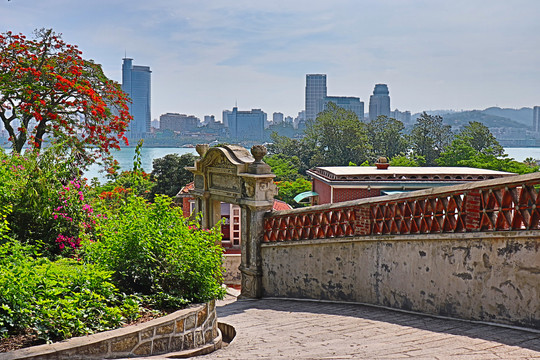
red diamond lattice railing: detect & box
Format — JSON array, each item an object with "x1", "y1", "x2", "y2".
[{"x1": 263, "y1": 173, "x2": 540, "y2": 242}]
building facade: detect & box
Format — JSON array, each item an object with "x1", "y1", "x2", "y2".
[
  {"x1": 369, "y1": 84, "x2": 391, "y2": 121},
  {"x1": 322, "y1": 96, "x2": 364, "y2": 121},
  {"x1": 307, "y1": 165, "x2": 514, "y2": 205},
  {"x1": 391, "y1": 109, "x2": 412, "y2": 124},
  {"x1": 122, "y1": 58, "x2": 151, "y2": 140},
  {"x1": 226, "y1": 107, "x2": 266, "y2": 141},
  {"x1": 305, "y1": 74, "x2": 327, "y2": 121},
  {"x1": 160, "y1": 113, "x2": 200, "y2": 133},
  {"x1": 534, "y1": 106, "x2": 540, "y2": 132}
]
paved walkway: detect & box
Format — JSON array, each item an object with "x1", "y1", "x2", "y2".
[
  {"x1": 199, "y1": 296, "x2": 540, "y2": 360},
  {"x1": 138, "y1": 294, "x2": 540, "y2": 359}
]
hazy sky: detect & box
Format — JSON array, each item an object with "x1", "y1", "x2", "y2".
[{"x1": 1, "y1": 0, "x2": 539, "y2": 121}]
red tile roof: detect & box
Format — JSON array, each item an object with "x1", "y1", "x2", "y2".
[{"x1": 273, "y1": 199, "x2": 293, "y2": 211}]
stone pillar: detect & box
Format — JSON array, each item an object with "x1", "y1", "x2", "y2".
[{"x1": 238, "y1": 145, "x2": 277, "y2": 299}]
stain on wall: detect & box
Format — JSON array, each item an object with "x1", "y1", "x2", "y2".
[{"x1": 261, "y1": 232, "x2": 540, "y2": 329}]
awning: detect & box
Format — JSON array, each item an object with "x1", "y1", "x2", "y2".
[{"x1": 294, "y1": 191, "x2": 319, "y2": 203}]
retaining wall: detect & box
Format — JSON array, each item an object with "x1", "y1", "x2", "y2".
[
  {"x1": 261, "y1": 231, "x2": 540, "y2": 329},
  {"x1": 4, "y1": 301, "x2": 218, "y2": 360}
]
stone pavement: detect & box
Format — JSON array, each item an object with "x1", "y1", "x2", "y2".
[{"x1": 138, "y1": 295, "x2": 540, "y2": 360}]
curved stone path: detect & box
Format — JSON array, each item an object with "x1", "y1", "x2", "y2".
[{"x1": 135, "y1": 294, "x2": 540, "y2": 359}]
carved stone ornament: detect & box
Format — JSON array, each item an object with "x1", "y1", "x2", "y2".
[
  {"x1": 196, "y1": 144, "x2": 209, "y2": 157},
  {"x1": 250, "y1": 145, "x2": 267, "y2": 163},
  {"x1": 243, "y1": 178, "x2": 256, "y2": 198}
]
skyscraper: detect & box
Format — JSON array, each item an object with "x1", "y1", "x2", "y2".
[
  {"x1": 534, "y1": 106, "x2": 540, "y2": 132},
  {"x1": 227, "y1": 107, "x2": 266, "y2": 141},
  {"x1": 305, "y1": 74, "x2": 327, "y2": 121},
  {"x1": 369, "y1": 84, "x2": 391, "y2": 121},
  {"x1": 322, "y1": 96, "x2": 364, "y2": 121},
  {"x1": 122, "y1": 58, "x2": 151, "y2": 140}
]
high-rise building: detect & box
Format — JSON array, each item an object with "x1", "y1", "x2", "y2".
[
  {"x1": 160, "y1": 113, "x2": 200, "y2": 133},
  {"x1": 391, "y1": 109, "x2": 412, "y2": 124},
  {"x1": 272, "y1": 112, "x2": 284, "y2": 125},
  {"x1": 534, "y1": 106, "x2": 540, "y2": 132},
  {"x1": 369, "y1": 84, "x2": 391, "y2": 121},
  {"x1": 305, "y1": 74, "x2": 327, "y2": 121},
  {"x1": 321, "y1": 96, "x2": 364, "y2": 121},
  {"x1": 122, "y1": 58, "x2": 151, "y2": 140},
  {"x1": 227, "y1": 107, "x2": 266, "y2": 141}
]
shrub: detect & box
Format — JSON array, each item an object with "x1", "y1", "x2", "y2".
[
  {"x1": 81, "y1": 195, "x2": 225, "y2": 306},
  {"x1": 150, "y1": 153, "x2": 198, "y2": 198},
  {"x1": 0, "y1": 238, "x2": 139, "y2": 342},
  {"x1": 0, "y1": 147, "x2": 85, "y2": 257}
]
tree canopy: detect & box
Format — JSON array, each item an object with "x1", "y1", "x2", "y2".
[
  {"x1": 409, "y1": 112, "x2": 453, "y2": 166},
  {"x1": 303, "y1": 102, "x2": 370, "y2": 166},
  {"x1": 0, "y1": 29, "x2": 131, "y2": 166},
  {"x1": 366, "y1": 115, "x2": 408, "y2": 159}
]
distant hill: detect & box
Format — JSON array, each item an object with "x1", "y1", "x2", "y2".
[
  {"x1": 482, "y1": 107, "x2": 533, "y2": 126},
  {"x1": 440, "y1": 110, "x2": 527, "y2": 129}
]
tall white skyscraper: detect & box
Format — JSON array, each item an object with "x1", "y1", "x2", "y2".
[
  {"x1": 122, "y1": 58, "x2": 151, "y2": 141},
  {"x1": 305, "y1": 74, "x2": 327, "y2": 121}
]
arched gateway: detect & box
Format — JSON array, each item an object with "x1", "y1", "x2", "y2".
[{"x1": 187, "y1": 144, "x2": 277, "y2": 298}]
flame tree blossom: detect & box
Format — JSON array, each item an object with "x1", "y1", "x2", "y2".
[{"x1": 0, "y1": 29, "x2": 132, "y2": 167}]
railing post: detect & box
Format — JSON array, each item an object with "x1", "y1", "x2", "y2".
[
  {"x1": 465, "y1": 191, "x2": 481, "y2": 231},
  {"x1": 354, "y1": 205, "x2": 372, "y2": 235}
]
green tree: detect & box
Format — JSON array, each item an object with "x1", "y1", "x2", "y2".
[
  {"x1": 275, "y1": 178, "x2": 312, "y2": 208},
  {"x1": 151, "y1": 153, "x2": 198, "y2": 198},
  {"x1": 304, "y1": 102, "x2": 370, "y2": 166},
  {"x1": 0, "y1": 29, "x2": 131, "y2": 166},
  {"x1": 409, "y1": 112, "x2": 453, "y2": 166},
  {"x1": 390, "y1": 154, "x2": 424, "y2": 167},
  {"x1": 267, "y1": 132, "x2": 314, "y2": 175},
  {"x1": 366, "y1": 116, "x2": 408, "y2": 159},
  {"x1": 264, "y1": 154, "x2": 302, "y2": 182},
  {"x1": 438, "y1": 121, "x2": 504, "y2": 166}
]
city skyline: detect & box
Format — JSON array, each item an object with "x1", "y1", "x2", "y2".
[{"x1": 1, "y1": 1, "x2": 539, "y2": 121}]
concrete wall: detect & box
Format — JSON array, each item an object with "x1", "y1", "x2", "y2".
[
  {"x1": 223, "y1": 254, "x2": 241, "y2": 286},
  {"x1": 261, "y1": 231, "x2": 540, "y2": 329}
]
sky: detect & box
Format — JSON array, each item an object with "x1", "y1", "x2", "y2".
[{"x1": 1, "y1": 0, "x2": 539, "y2": 122}]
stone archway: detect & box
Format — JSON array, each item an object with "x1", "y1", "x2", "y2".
[{"x1": 187, "y1": 144, "x2": 277, "y2": 298}]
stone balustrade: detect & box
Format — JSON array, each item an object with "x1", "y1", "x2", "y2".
[{"x1": 264, "y1": 172, "x2": 540, "y2": 242}]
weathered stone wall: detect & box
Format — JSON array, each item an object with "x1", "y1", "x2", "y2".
[
  {"x1": 5, "y1": 301, "x2": 218, "y2": 360},
  {"x1": 223, "y1": 253, "x2": 241, "y2": 286},
  {"x1": 261, "y1": 231, "x2": 539, "y2": 329}
]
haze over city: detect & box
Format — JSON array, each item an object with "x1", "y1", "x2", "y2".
[{"x1": 1, "y1": 0, "x2": 539, "y2": 121}]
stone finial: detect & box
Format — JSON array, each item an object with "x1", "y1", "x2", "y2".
[
  {"x1": 250, "y1": 145, "x2": 267, "y2": 163},
  {"x1": 196, "y1": 144, "x2": 210, "y2": 157},
  {"x1": 375, "y1": 156, "x2": 389, "y2": 170},
  {"x1": 248, "y1": 145, "x2": 271, "y2": 174}
]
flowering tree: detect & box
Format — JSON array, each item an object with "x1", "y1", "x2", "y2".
[{"x1": 0, "y1": 29, "x2": 131, "y2": 165}]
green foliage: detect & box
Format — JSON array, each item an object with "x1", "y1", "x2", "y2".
[
  {"x1": 0, "y1": 239, "x2": 139, "y2": 342},
  {"x1": 265, "y1": 154, "x2": 302, "y2": 182},
  {"x1": 275, "y1": 178, "x2": 312, "y2": 208},
  {"x1": 151, "y1": 153, "x2": 198, "y2": 198},
  {"x1": 82, "y1": 195, "x2": 225, "y2": 305},
  {"x1": 409, "y1": 112, "x2": 453, "y2": 166},
  {"x1": 454, "y1": 154, "x2": 538, "y2": 174},
  {"x1": 437, "y1": 121, "x2": 504, "y2": 167},
  {"x1": 366, "y1": 116, "x2": 409, "y2": 159},
  {"x1": 390, "y1": 154, "x2": 424, "y2": 167},
  {"x1": 304, "y1": 103, "x2": 371, "y2": 166},
  {"x1": 96, "y1": 140, "x2": 154, "y2": 200},
  {"x1": 267, "y1": 132, "x2": 314, "y2": 175},
  {"x1": 0, "y1": 146, "x2": 87, "y2": 256}
]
